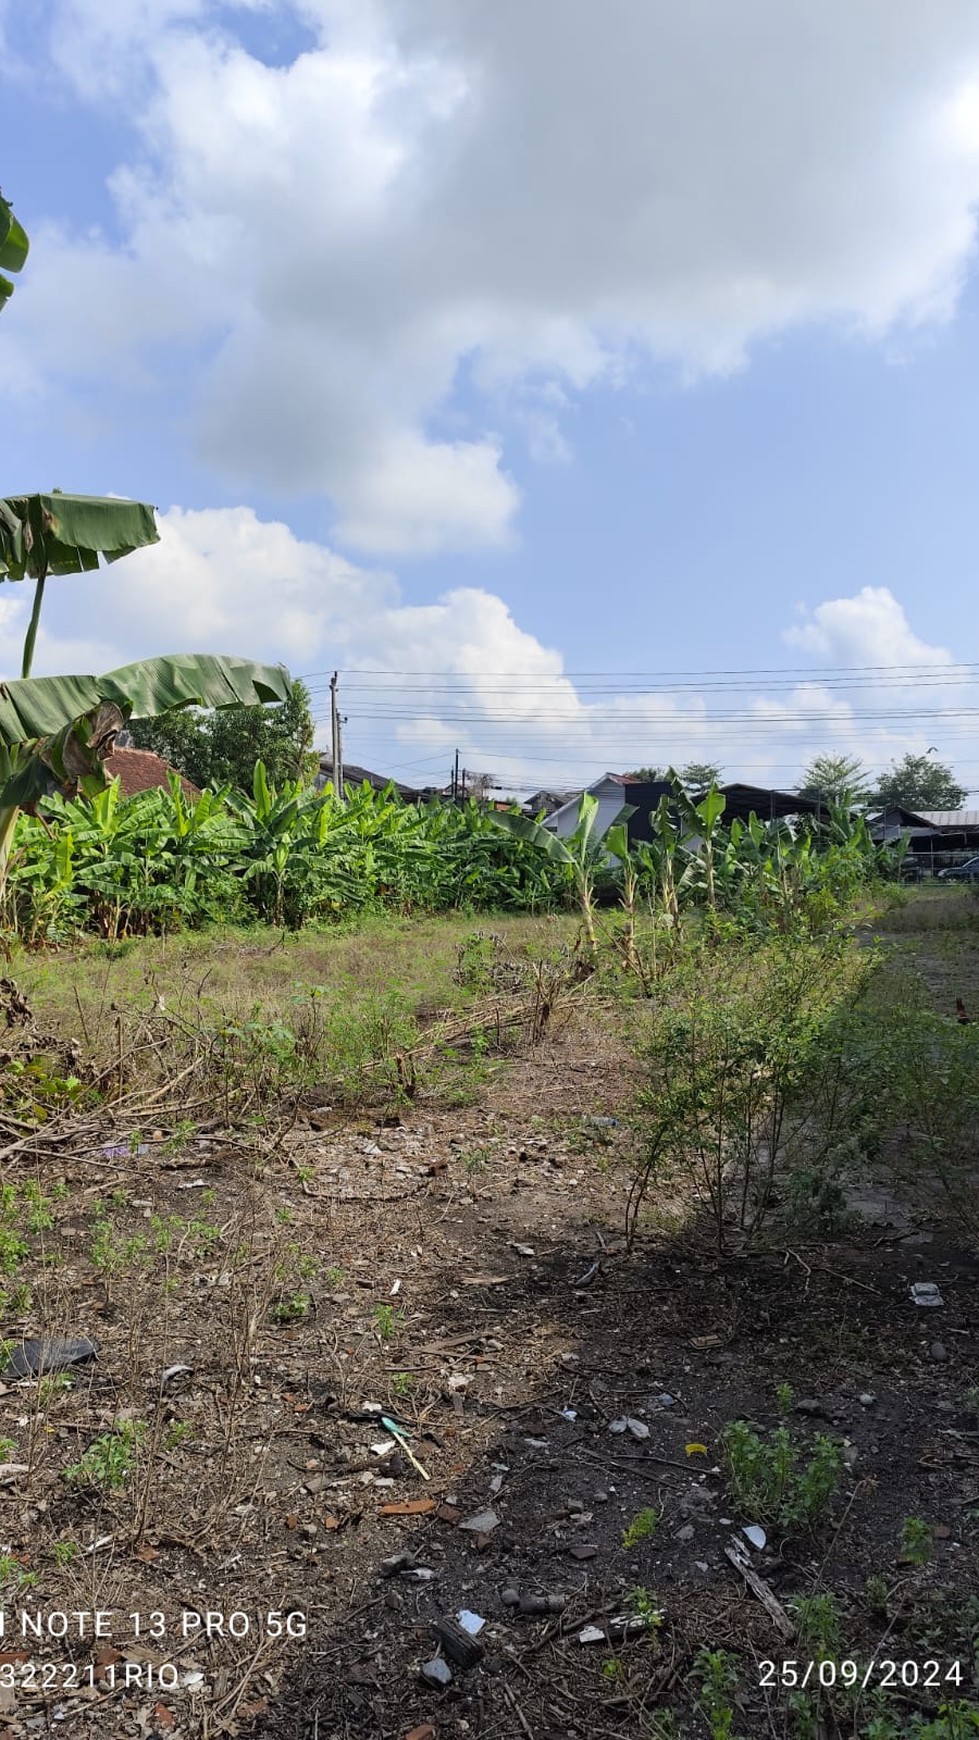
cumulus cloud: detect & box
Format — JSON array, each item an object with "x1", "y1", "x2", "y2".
[
  {"x1": 8, "y1": 1, "x2": 979, "y2": 551},
  {"x1": 2, "y1": 507, "x2": 969, "y2": 793},
  {"x1": 785, "y1": 586, "x2": 956, "y2": 670}
]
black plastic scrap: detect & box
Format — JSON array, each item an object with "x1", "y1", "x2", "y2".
[{"x1": 0, "y1": 1337, "x2": 98, "y2": 1382}]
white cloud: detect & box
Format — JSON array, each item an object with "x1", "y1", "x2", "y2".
[
  {"x1": 785, "y1": 586, "x2": 955, "y2": 670},
  {"x1": 3, "y1": 508, "x2": 970, "y2": 793},
  {"x1": 8, "y1": 1, "x2": 979, "y2": 551}
]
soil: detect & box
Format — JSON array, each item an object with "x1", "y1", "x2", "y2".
[{"x1": 1, "y1": 899, "x2": 978, "y2": 1739}]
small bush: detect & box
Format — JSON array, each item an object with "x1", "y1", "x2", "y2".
[{"x1": 723, "y1": 1415, "x2": 844, "y2": 1529}]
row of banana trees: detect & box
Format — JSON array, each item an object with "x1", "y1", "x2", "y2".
[{"x1": 3, "y1": 769, "x2": 898, "y2": 944}]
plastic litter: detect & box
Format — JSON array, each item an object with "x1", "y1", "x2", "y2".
[
  {"x1": 457, "y1": 1610, "x2": 485, "y2": 1636},
  {"x1": 610, "y1": 1416, "x2": 649, "y2": 1440},
  {"x1": 743, "y1": 1524, "x2": 767, "y2": 1550},
  {"x1": 0, "y1": 1336, "x2": 98, "y2": 1383},
  {"x1": 911, "y1": 1282, "x2": 944, "y2": 1307}
]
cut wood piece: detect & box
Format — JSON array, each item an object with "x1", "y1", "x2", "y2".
[
  {"x1": 379, "y1": 1497, "x2": 437, "y2": 1517},
  {"x1": 724, "y1": 1535, "x2": 794, "y2": 1637}
]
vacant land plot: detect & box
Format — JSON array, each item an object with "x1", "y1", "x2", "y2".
[{"x1": 0, "y1": 893, "x2": 976, "y2": 1740}]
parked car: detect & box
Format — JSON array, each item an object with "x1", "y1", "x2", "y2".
[{"x1": 938, "y1": 855, "x2": 979, "y2": 881}]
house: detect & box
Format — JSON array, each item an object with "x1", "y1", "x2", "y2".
[
  {"x1": 104, "y1": 747, "x2": 201, "y2": 801},
  {"x1": 869, "y1": 805, "x2": 979, "y2": 871},
  {"x1": 544, "y1": 774, "x2": 674, "y2": 841},
  {"x1": 315, "y1": 753, "x2": 423, "y2": 801},
  {"x1": 523, "y1": 788, "x2": 577, "y2": 817},
  {"x1": 689, "y1": 782, "x2": 826, "y2": 824}
]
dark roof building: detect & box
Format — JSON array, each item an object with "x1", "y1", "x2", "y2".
[{"x1": 690, "y1": 782, "x2": 826, "y2": 823}]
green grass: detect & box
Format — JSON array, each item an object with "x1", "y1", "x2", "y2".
[{"x1": 13, "y1": 910, "x2": 581, "y2": 1048}]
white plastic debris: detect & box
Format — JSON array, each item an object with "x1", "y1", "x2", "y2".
[
  {"x1": 560, "y1": 1408, "x2": 578, "y2": 1422},
  {"x1": 911, "y1": 1282, "x2": 944, "y2": 1307},
  {"x1": 578, "y1": 1625, "x2": 606, "y2": 1645},
  {"x1": 609, "y1": 1416, "x2": 650, "y2": 1440},
  {"x1": 457, "y1": 1610, "x2": 486, "y2": 1636},
  {"x1": 390, "y1": 1279, "x2": 402, "y2": 1296},
  {"x1": 743, "y1": 1524, "x2": 767, "y2": 1550}
]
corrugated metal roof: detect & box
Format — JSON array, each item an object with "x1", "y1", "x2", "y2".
[{"x1": 915, "y1": 810, "x2": 979, "y2": 828}]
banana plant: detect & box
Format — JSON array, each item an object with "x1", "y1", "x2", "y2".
[
  {"x1": 491, "y1": 792, "x2": 634, "y2": 950},
  {"x1": 0, "y1": 492, "x2": 291, "y2": 892},
  {"x1": 0, "y1": 191, "x2": 28, "y2": 313},
  {"x1": 0, "y1": 654, "x2": 292, "y2": 892}
]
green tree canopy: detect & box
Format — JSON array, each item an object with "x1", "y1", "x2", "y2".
[
  {"x1": 679, "y1": 761, "x2": 723, "y2": 790},
  {"x1": 871, "y1": 753, "x2": 967, "y2": 812},
  {"x1": 129, "y1": 679, "x2": 316, "y2": 793},
  {"x1": 797, "y1": 754, "x2": 870, "y2": 803}
]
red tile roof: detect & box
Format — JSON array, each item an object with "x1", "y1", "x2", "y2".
[{"x1": 103, "y1": 747, "x2": 201, "y2": 800}]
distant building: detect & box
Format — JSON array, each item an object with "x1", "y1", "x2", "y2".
[{"x1": 104, "y1": 747, "x2": 201, "y2": 800}]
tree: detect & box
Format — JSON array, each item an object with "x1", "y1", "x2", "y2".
[
  {"x1": 0, "y1": 190, "x2": 28, "y2": 312},
  {"x1": 0, "y1": 492, "x2": 290, "y2": 882},
  {"x1": 129, "y1": 679, "x2": 317, "y2": 793},
  {"x1": 679, "y1": 761, "x2": 723, "y2": 791},
  {"x1": 622, "y1": 765, "x2": 671, "y2": 782},
  {"x1": 871, "y1": 753, "x2": 967, "y2": 812},
  {"x1": 797, "y1": 754, "x2": 870, "y2": 803}
]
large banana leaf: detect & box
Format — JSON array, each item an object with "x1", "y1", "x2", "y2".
[
  {"x1": 0, "y1": 193, "x2": 28, "y2": 312},
  {"x1": 0, "y1": 655, "x2": 292, "y2": 811},
  {"x1": 0, "y1": 653, "x2": 291, "y2": 744},
  {"x1": 0, "y1": 493, "x2": 159, "y2": 580}
]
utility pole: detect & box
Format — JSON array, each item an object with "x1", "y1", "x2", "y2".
[
  {"x1": 452, "y1": 748, "x2": 460, "y2": 802},
  {"x1": 330, "y1": 672, "x2": 344, "y2": 801},
  {"x1": 461, "y1": 767, "x2": 467, "y2": 801}
]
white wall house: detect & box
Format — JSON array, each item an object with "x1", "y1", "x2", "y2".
[{"x1": 544, "y1": 774, "x2": 631, "y2": 839}]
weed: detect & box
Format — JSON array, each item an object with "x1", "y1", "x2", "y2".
[
  {"x1": 776, "y1": 1382, "x2": 794, "y2": 1416},
  {"x1": 373, "y1": 1303, "x2": 404, "y2": 1342},
  {"x1": 164, "y1": 1422, "x2": 193, "y2": 1451},
  {"x1": 900, "y1": 1516, "x2": 933, "y2": 1566},
  {"x1": 271, "y1": 1292, "x2": 311, "y2": 1324},
  {"x1": 601, "y1": 1657, "x2": 623, "y2": 1682},
  {"x1": 326, "y1": 1265, "x2": 345, "y2": 1286},
  {"x1": 391, "y1": 1372, "x2": 413, "y2": 1398},
  {"x1": 865, "y1": 1573, "x2": 890, "y2": 1616},
  {"x1": 0, "y1": 1436, "x2": 17, "y2": 1459},
  {"x1": 629, "y1": 1586, "x2": 664, "y2": 1632},
  {"x1": 51, "y1": 1539, "x2": 80, "y2": 1568},
  {"x1": 695, "y1": 1647, "x2": 742, "y2": 1740},
  {"x1": 723, "y1": 1412, "x2": 844, "y2": 1529},
  {"x1": 622, "y1": 1506, "x2": 661, "y2": 1550},
  {"x1": 65, "y1": 1419, "x2": 146, "y2": 1491}
]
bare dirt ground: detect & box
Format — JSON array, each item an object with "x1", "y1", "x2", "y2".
[{"x1": 0, "y1": 896, "x2": 977, "y2": 1740}]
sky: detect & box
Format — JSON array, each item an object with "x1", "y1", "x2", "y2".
[{"x1": 4, "y1": 0, "x2": 979, "y2": 794}]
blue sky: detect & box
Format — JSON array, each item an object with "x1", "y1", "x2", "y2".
[{"x1": 4, "y1": 0, "x2": 979, "y2": 793}]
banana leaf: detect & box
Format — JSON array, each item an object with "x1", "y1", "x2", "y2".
[
  {"x1": 0, "y1": 193, "x2": 28, "y2": 312},
  {"x1": 0, "y1": 655, "x2": 292, "y2": 812},
  {"x1": 0, "y1": 493, "x2": 159, "y2": 580},
  {"x1": 0, "y1": 653, "x2": 291, "y2": 744}
]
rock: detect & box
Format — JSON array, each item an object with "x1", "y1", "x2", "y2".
[
  {"x1": 794, "y1": 1398, "x2": 824, "y2": 1416},
  {"x1": 518, "y1": 1592, "x2": 566, "y2": 1615},
  {"x1": 419, "y1": 1656, "x2": 452, "y2": 1688},
  {"x1": 459, "y1": 1509, "x2": 500, "y2": 1534},
  {"x1": 929, "y1": 1342, "x2": 949, "y2": 1362},
  {"x1": 675, "y1": 1525, "x2": 695, "y2": 1542},
  {"x1": 858, "y1": 1392, "x2": 876, "y2": 1407},
  {"x1": 593, "y1": 1489, "x2": 609, "y2": 1504}
]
